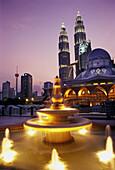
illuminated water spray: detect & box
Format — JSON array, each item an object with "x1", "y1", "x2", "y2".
[
  {"x1": 45, "y1": 148, "x2": 67, "y2": 170},
  {"x1": 97, "y1": 125, "x2": 115, "y2": 163},
  {"x1": 0, "y1": 128, "x2": 17, "y2": 163}
]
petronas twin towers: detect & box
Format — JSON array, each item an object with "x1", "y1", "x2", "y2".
[{"x1": 58, "y1": 10, "x2": 91, "y2": 81}]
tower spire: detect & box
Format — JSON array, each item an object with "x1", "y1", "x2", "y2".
[
  {"x1": 77, "y1": 10, "x2": 80, "y2": 17},
  {"x1": 16, "y1": 66, "x2": 18, "y2": 74}
]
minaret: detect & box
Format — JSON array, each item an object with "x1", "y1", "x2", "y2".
[
  {"x1": 74, "y1": 10, "x2": 91, "y2": 77},
  {"x1": 58, "y1": 22, "x2": 73, "y2": 81},
  {"x1": 15, "y1": 66, "x2": 19, "y2": 98}
]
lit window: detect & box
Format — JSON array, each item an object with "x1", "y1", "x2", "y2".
[
  {"x1": 110, "y1": 89, "x2": 114, "y2": 93},
  {"x1": 72, "y1": 91, "x2": 76, "y2": 95},
  {"x1": 87, "y1": 90, "x2": 90, "y2": 94},
  {"x1": 81, "y1": 90, "x2": 85, "y2": 95}
]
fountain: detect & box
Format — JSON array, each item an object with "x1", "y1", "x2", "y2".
[
  {"x1": 45, "y1": 148, "x2": 67, "y2": 170},
  {"x1": 0, "y1": 128, "x2": 16, "y2": 163},
  {"x1": 24, "y1": 76, "x2": 92, "y2": 144}
]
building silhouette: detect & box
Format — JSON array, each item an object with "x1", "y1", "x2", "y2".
[
  {"x1": 2, "y1": 81, "x2": 15, "y2": 100},
  {"x1": 58, "y1": 22, "x2": 73, "y2": 81},
  {"x1": 21, "y1": 73, "x2": 32, "y2": 99},
  {"x1": 0, "y1": 92, "x2": 2, "y2": 100},
  {"x1": 2, "y1": 81, "x2": 10, "y2": 100},
  {"x1": 74, "y1": 10, "x2": 91, "y2": 76},
  {"x1": 9, "y1": 88, "x2": 15, "y2": 99}
]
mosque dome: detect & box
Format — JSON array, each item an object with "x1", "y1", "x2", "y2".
[
  {"x1": 87, "y1": 48, "x2": 111, "y2": 61},
  {"x1": 76, "y1": 48, "x2": 115, "y2": 80}
]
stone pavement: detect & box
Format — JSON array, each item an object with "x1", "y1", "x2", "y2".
[{"x1": 0, "y1": 116, "x2": 31, "y2": 130}]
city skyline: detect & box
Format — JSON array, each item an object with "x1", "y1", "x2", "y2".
[{"x1": 0, "y1": 0, "x2": 115, "y2": 93}]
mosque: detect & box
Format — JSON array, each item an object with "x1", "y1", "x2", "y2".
[
  {"x1": 45, "y1": 11, "x2": 115, "y2": 108},
  {"x1": 63, "y1": 48, "x2": 115, "y2": 107}
]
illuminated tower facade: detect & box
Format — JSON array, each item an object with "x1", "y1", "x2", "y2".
[
  {"x1": 58, "y1": 22, "x2": 73, "y2": 81},
  {"x1": 15, "y1": 66, "x2": 19, "y2": 98},
  {"x1": 74, "y1": 10, "x2": 91, "y2": 77}
]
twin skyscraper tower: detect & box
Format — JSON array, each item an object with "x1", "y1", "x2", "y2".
[{"x1": 58, "y1": 10, "x2": 91, "y2": 81}]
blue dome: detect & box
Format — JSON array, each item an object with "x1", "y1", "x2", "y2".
[
  {"x1": 76, "y1": 48, "x2": 115, "y2": 80},
  {"x1": 87, "y1": 48, "x2": 111, "y2": 61}
]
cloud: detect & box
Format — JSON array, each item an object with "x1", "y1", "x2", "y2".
[
  {"x1": 20, "y1": 16, "x2": 36, "y2": 22},
  {"x1": 9, "y1": 21, "x2": 26, "y2": 30}
]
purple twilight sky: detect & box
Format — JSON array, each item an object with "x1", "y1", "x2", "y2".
[{"x1": 0, "y1": 0, "x2": 115, "y2": 94}]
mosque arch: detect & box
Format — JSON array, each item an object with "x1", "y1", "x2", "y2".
[
  {"x1": 64, "y1": 88, "x2": 77, "y2": 106},
  {"x1": 108, "y1": 85, "x2": 115, "y2": 100},
  {"x1": 78, "y1": 87, "x2": 90, "y2": 96},
  {"x1": 64, "y1": 88, "x2": 77, "y2": 99},
  {"x1": 95, "y1": 86, "x2": 107, "y2": 96},
  {"x1": 77, "y1": 87, "x2": 90, "y2": 106},
  {"x1": 90, "y1": 86, "x2": 107, "y2": 105}
]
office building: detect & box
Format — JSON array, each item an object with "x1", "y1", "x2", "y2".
[
  {"x1": 74, "y1": 10, "x2": 91, "y2": 76},
  {"x1": 58, "y1": 22, "x2": 73, "y2": 81},
  {"x1": 2, "y1": 81, "x2": 10, "y2": 100},
  {"x1": 21, "y1": 73, "x2": 32, "y2": 99}
]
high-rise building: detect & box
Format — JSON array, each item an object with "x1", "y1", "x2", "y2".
[
  {"x1": 21, "y1": 73, "x2": 32, "y2": 99},
  {"x1": 9, "y1": 88, "x2": 15, "y2": 99},
  {"x1": 0, "y1": 92, "x2": 2, "y2": 100},
  {"x1": 15, "y1": 66, "x2": 19, "y2": 98},
  {"x1": 2, "y1": 81, "x2": 10, "y2": 100},
  {"x1": 74, "y1": 10, "x2": 91, "y2": 76},
  {"x1": 44, "y1": 81, "x2": 53, "y2": 89},
  {"x1": 58, "y1": 22, "x2": 73, "y2": 81}
]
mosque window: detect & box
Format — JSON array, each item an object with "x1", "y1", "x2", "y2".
[
  {"x1": 87, "y1": 90, "x2": 90, "y2": 94},
  {"x1": 96, "y1": 68, "x2": 101, "y2": 74},
  {"x1": 81, "y1": 90, "x2": 85, "y2": 95},
  {"x1": 102, "y1": 68, "x2": 106, "y2": 74},
  {"x1": 72, "y1": 91, "x2": 76, "y2": 95},
  {"x1": 110, "y1": 88, "x2": 114, "y2": 93},
  {"x1": 91, "y1": 69, "x2": 95, "y2": 75}
]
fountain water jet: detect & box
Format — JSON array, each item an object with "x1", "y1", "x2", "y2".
[
  {"x1": 78, "y1": 128, "x2": 88, "y2": 135},
  {"x1": 24, "y1": 76, "x2": 92, "y2": 144},
  {"x1": 45, "y1": 148, "x2": 67, "y2": 170},
  {"x1": 0, "y1": 128, "x2": 16, "y2": 163},
  {"x1": 105, "y1": 124, "x2": 111, "y2": 137},
  {"x1": 97, "y1": 126, "x2": 115, "y2": 163}
]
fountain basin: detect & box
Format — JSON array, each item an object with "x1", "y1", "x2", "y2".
[{"x1": 24, "y1": 117, "x2": 92, "y2": 143}]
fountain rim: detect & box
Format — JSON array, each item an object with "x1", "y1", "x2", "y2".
[
  {"x1": 36, "y1": 108, "x2": 79, "y2": 115},
  {"x1": 24, "y1": 117, "x2": 92, "y2": 132}
]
